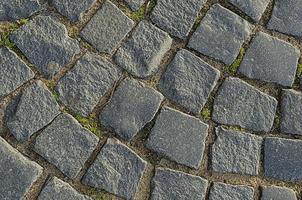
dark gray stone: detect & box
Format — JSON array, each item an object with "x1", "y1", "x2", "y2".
[
  {"x1": 261, "y1": 186, "x2": 297, "y2": 200},
  {"x1": 146, "y1": 106, "x2": 209, "y2": 169},
  {"x1": 0, "y1": 47, "x2": 34, "y2": 99},
  {"x1": 238, "y1": 32, "x2": 300, "y2": 87},
  {"x1": 209, "y1": 182, "x2": 254, "y2": 200},
  {"x1": 100, "y1": 78, "x2": 163, "y2": 140},
  {"x1": 160, "y1": 49, "x2": 220, "y2": 114},
  {"x1": 7, "y1": 80, "x2": 60, "y2": 141},
  {"x1": 150, "y1": 0, "x2": 206, "y2": 39},
  {"x1": 11, "y1": 15, "x2": 81, "y2": 78},
  {"x1": 82, "y1": 138, "x2": 147, "y2": 200},
  {"x1": 81, "y1": 1, "x2": 134, "y2": 54},
  {"x1": 211, "y1": 127, "x2": 262, "y2": 175},
  {"x1": 124, "y1": 0, "x2": 146, "y2": 11},
  {"x1": 212, "y1": 77, "x2": 277, "y2": 132},
  {"x1": 115, "y1": 20, "x2": 172, "y2": 78},
  {"x1": 34, "y1": 113, "x2": 99, "y2": 179},
  {"x1": 56, "y1": 52, "x2": 122, "y2": 117},
  {"x1": 188, "y1": 4, "x2": 253, "y2": 65},
  {"x1": 0, "y1": 137, "x2": 43, "y2": 200},
  {"x1": 150, "y1": 168, "x2": 208, "y2": 200}
]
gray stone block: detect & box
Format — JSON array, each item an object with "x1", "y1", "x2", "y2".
[
  {"x1": 124, "y1": 0, "x2": 146, "y2": 11},
  {"x1": 261, "y1": 186, "x2": 297, "y2": 200},
  {"x1": 209, "y1": 182, "x2": 254, "y2": 200}
]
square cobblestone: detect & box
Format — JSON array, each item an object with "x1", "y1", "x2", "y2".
[
  {"x1": 261, "y1": 186, "x2": 297, "y2": 200},
  {"x1": 209, "y1": 182, "x2": 254, "y2": 200}
]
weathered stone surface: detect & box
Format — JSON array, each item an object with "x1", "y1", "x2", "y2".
[
  {"x1": 229, "y1": 0, "x2": 270, "y2": 21},
  {"x1": 0, "y1": 47, "x2": 34, "y2": 99},
  {"x1": 0, "y1": 137, "x2": 43, "y2": 200},
  {"x1": 211, "y1": 127, "x2": 262, "y2": 176},
  {"x1": 34, "y1": 113, "x2": 99, "y2": 178},
  {"x1": 7, "y1": 81, "x2": 60, "y2": 141},
  {"x1": 264, "y1": 137, "x2": 302, "y2": 182},
  {"x1": 238, "y1": 32, "x2": 300, "y2": 87},
  {"x1": 212, "y1": 77, "x2": 277, "y2": 132},
  {"x1": 150, "y1": 168, "x2": 208, "y2": 200},
  {"x1": 268, "y1": 0, "x2": 302, "y2": 38},
  {"x1": 115, "y1": 20, "x2": 172, "y2": 78},
  {"x1": 82, "y1": 138, "x2": 146, "y2": 199},
  {"x1": 150, "y1": 0, "x2": 206, "y2": 39},
  {"x1": 38, "y1": 177, "x2": 92, "y2": 200},
  {"x1": 81, "y1": 1, "x2": 134, "y2": 54},
  {"x1": 124, "y1": 0, "x2": 146, "y2": 11},
  {"x1": 160, "y1": 49, "x2": 220, "y2": 114},
  {"x1": 209, "y1": 182, "x2": 254, "y2": 200},
  {"x1": 11, "y1": 15, "x2": 81, "y2": 78},
  {"x1": 56, "y1": 53, "x2": 121, "y2": 117},
  {"x1": 280, "y1": 89, "x2": 302, "y2": 135},
  {"x1": 261, "y1": 186, "x2": 297, "y2": 200},
  {"x1": 188, "y1": 4, "x2": 253, "y2": 65},
  {"x1": 100, "y1": 78, "x2": 163, "y2": 140},
  {"x1": 146, "y1": 106, "x2": 209, "y2": 169}
]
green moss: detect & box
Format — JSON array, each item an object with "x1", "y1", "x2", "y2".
[
  {"x1": 0, "y1": 19, "x2": 28, "y2": 48},
  {"x1": 229, "y1": 48, "x2": 245, "y2": 75},
  {"x1": 87, "y1": 188, "x2": 111, "y2": 200},
  {"x1": 52, "y1": 91, "x2": 60, "y2": 102},
  {"x1": 75, "y1": 113, "x2": 102, "y2": 138},
  {"x1": 0, "y1": 32, "x2": 15, "y2": 48},
  {"x1": 201, "y1": 106, "x2": 211, "y2": 120},
  {"x1": 146, "y1": 0, "x2": 156, "y2": 14},
  {"x1": 296, "y1": 63, "x2": 302, "y2": 77},
  {"x1": 130, "y1": 6, "x2": 145, "y2": 21},
  {"x1": 222, "y1": 125, "x2": 245, "y2": 132}
]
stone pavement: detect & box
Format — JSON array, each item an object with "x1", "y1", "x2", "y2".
[{"x1": 0, "y1": 0, "x2": 302, "y2": 199}]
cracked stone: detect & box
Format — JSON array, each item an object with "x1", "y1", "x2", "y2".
[
  {"x1": 261, "y1": 186, "x2": 297, "y2": 200},
  {"x1": 209, "y1": 182, "x2": 254, "y2": 200},
  {"x1": 124, "y1": 0, "x2": 146, "y2": 11},
  {"x1": 115, "y1": 20, "x2": 172, "y2": 78},
  {"x1": 212, "y1": 77, "x2": 277, "y2": 132},
  {"x1": 159, "y1": 49, "x2": 220, "y2": 114},
  {"x1": 188, "y1": 4, "x2": 253, "y2": 65}
]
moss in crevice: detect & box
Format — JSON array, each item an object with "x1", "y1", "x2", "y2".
[
  {"x1": 129, "y1": 6, "x2": 146, "y2": 22},
  {"x1": 87, "y1": 188, "x2": 112, "y2": 200},
  {"x1": 146, "y1": 0, "x2": 156, "y2": 14},
  {"x1": 296, "y1": 63, "x2": 302, "y2": 78},
  {"x1": 228, "y1": 48, "x2": 245, "y2": 75},
  {"x1": 75, "y1": 113, "x2": 103, "y2": 138},
  {"x1": 201, "y1": 106, "x2": 211, "y2": 121}
]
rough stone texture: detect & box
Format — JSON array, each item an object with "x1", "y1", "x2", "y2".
[
  {"x1": 212, "y1": 77, "x2": 277, "y2": 132},
  {"x1": 160, "y1": 49, "x2": 220, "y2": 114},
  {"x1": 280, "y1": 89, "x2": 302, "y2": 135},
  {"x1": 238, "y1": 32, "x2": 300, "y2": 87},
  {"x1": 188, "y1": 4, "x2": 253, "y2": 66},
  {"x1": 34, "y1": 113, "x2": 99, "y2": 179},
  {"x1": 56, "y1": 52, "x2": 122, "y2": 117},
  {"x1": 81, "y1": 1, "x2": 134, "y2": 54},
  {"x1": 11, "y1": 15, "x2": 81, "y2": 78},
  {"x1": 150, "y1": 168, "x2": 208, "y2": 200},
  {"x1": 211, "y1": 127, "x2": 262, "y2": 176},
  {"x1": 146, "y1": 106, "x2": 209, "y2": 169},
  {"x1": 150, "y1": 0, "x2": 206, "y2": 39},
  {"x1": 261, "y1": 186, "x2": 297, "y2": 200},
  {"x1": 100, "y1": 78, "x2": 163, "y2": 140},
  {"x1": 6, "y1": 81, "x2": 60, "y2": 141},
  {"x1": 264, "y1": 137, "x2": 302, "y2": 182},
  {"x1": 229, "y1": 0, "x2": 270, "y2": 21},
  {"x1": 209, "y1": 182, "x2": 254, "y2": 200},
  {"x1": 124, "y1": 0, "x2": 146, "y2": 11},
  {"x1": 82, "y1": 138, "x2": 147, "y2": 200},
  {"x1": 0, "y1": 137, "x2": 43, "y2": 200},
  {"x1": 268, "y1": 0, "x2": 302, "y2": 38},
  {"x1": 38, "y1": 177, "x2": 92, "y2": 200},
  {"x1": 0, "y1": 47, "x2": 34, "y2": 99},
  {"x1": 115, "y1": 20, "x2": 172, "y2": 78}
]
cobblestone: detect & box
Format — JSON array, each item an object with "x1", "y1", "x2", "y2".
[
  {"x1": 209, "y1": 182, "x2": 254, "y2": 200},
  {"x1": 261, "y1": 186, "x2": 297, "y2": 200}
]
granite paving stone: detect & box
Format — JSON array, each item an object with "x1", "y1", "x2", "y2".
[
  {"x1": 209, "y1": 182, "x2": 254, "y2": 200},
  {"x1": 188, "y1": 4, "x2": 253, "y2": 66},
  {"x1": 146, "y1": 106, "x2": 209, "y2": 169},
  {"x1": 150, "y1": 168, "x2": 208, "y2": 200},
  {"x1": 159, "y1": 49, "x2": 220, "y2": 114},
  {"x1": 114, "y1": 20, "x2": 172, "y2": 78},
  {"x1": 212, "y1": 77, "x2": 277, "y2": 132},
  {"x1": 261, "y1": 186, "x2": 297, "y2": 200},
  {"x1": 82, "y1": 138, "x2": 147, "y2": 200},
  {"x1": 238, "y1": 32, "x2": 300, "y2": 87},
  {"x1": 124, "y1": 0, "x2": 146, "y2": 11},
  {"x1": 81, "y1": 1, "x2": 134, "y2": 54}
]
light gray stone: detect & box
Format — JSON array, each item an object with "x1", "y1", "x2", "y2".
[
  {"x1": 150, "y1": 168, "x2": 208, "y2": 200},
  {"x1": 56, "y1": 52, "x2": 122, "y2": 117},
  {"x1": 212, "y1": 77, "x2": 277, "y2": 132},
  {"x1": 100, "y1": 78, "x2": 163, "y2": 140},
  {"x1": 11, "y1": 15, "x2": 81, "y2": 78},
  {"x1": 0, "y1": 137, "x2": 43, "y2": 200},
  {"x1": 188, "y1": 4, "x2": 253, "y2": 65},
  {"x1": 150, "y1": 0, "x2": 206, "y2": 39},
  {"x1": 124, "y1": 0, "x2": 146, "y2": 11},
  {"x1": 261, "y1": 186, "x2": 297, "y2": 200},
  {"x1": 81, "y1": 1, "x2": 134, "y2": 54},
  {"x1": 34, "y1": 113, "x2": 99, "y2": 178},
  {"x1": 146, "y1": 106, "x2": 209, "y2": 169},
  {"x1": 115, "y1": 20, "x2": 172, "y2": 78},
  {"x1": 0, "y1": 47, "x2": 34, "y2": 99},
  {"x1": 209, "y1": 182, "x2": 254, "y2": 200},
  {"x1": 7, "y1": 80, "x2": 60, "y2": 141},
  {"x1": 238, "y1": 32, "x2": 300, "y2": 87},
  {"x1": 82, "y1": 138, "x2": 146, "y2": 200},
  {"x1": 159, "y1": 49, "x2": 220, "y2": 114},
  {"x1": 211, "y1": 127, "x2": 262, "y2": 175}
]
